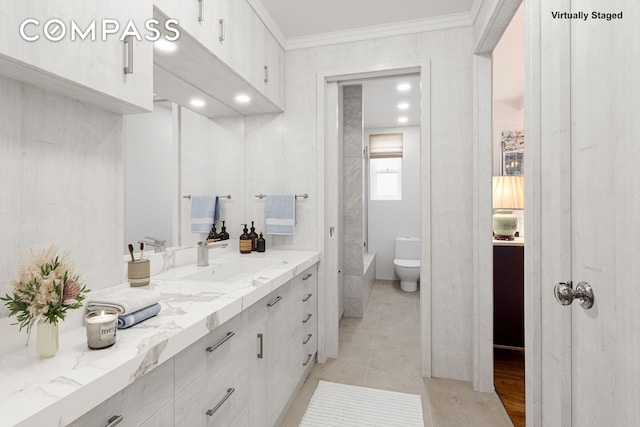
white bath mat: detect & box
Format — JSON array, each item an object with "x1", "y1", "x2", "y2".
[{"x1": 299, "y1": 380, "x2": 424, "y2": 427}]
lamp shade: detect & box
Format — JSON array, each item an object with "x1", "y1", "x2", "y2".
[{"x1": 493, "y1": 175, "x2": 524, "y2": 210}]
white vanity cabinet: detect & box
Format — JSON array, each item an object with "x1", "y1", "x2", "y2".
[
  {"x1": 173, "y1": 310, "x2": 252, "y2": 426},
  {"x1": 300, "y1": 266, "x2": 319, "y2": 367},
  {"x1": 67, "y1": 359, "x2": 174, "y2": 427},
  {"x1": 0, "y1": 0, "x2": 153, "y2": 113},
  {"x1": 153, "y1": 0, "x2": 284, "y2": 111},
  {"x1": 248, "y1": 281, "x2": 296, "y2": 427}
]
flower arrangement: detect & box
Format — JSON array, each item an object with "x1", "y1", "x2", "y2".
[{"x1": 1, "y1": 245, "x2": 89, "y2": 337}]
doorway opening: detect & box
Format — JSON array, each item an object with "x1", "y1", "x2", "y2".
[
  {"x1": 318, "y1": 63, "x2": 430, "y2": 378},
  {"x1": 491, "y1": 3, "x2": 525, "y2": 426},
  {"x1": 336, "y1": 74, "x2": 422, "y2": 321}
]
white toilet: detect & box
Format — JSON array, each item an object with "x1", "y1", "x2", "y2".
[{"x1": 393, "y1": 237, "x2": 420, "y2": 292}]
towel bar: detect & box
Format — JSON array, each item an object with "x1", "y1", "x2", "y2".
[
  {"x1": 183, "y1": 194, "x2": 231, "y2": 199},
  {"x1": 254, "y1": 193, "x2": 308, "y2": 199}
]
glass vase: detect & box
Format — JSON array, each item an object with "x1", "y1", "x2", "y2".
[{"x1": 36, "y1": 319, "x2": 59, "y2": 359}]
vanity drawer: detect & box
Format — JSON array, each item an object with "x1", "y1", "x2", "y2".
[
  {"x1": 299, "y1": 266, "x2": 317, "y2": 295},
  {"x1": 175, "y1": 310, "x2": 247, "y2": 394},
  {"x1": 174, "y1": 338, "x2": 251, "y2": 427},
  {"x1": 68, "y1": 359, "x2": 173, "y2": 427}
]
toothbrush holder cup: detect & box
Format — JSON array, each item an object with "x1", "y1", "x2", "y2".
[{"x1": 128, "y1": 259, "x2": 150, "y2": 287}]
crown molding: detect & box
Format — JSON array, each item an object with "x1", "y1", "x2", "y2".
[
  {"x1": 470, "y1": 0, "x2": 484, "y2": 25},
  {"x1": 286, "y1": 12, "x2": 473, "y2": 51},
  {"x1": 245, "y1": 0, "x2": 287, "y2": 50}
]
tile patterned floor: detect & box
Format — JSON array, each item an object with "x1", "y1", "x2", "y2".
[{"x1": 280, "y1": 280, "x2": 513, "y2": 427}]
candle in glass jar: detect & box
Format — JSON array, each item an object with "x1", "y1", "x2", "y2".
[{"x1": 85, "y1": 310, "x2": 118, "y2": 349}]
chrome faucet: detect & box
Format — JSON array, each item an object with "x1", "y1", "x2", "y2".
[
  {"x1": 197, "y1": 241, "x2": 228, "y2": 266},
  {"x1": 138, "y1": 237, "x2": 166, "y2": 253}
]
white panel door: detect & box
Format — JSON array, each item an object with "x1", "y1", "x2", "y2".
[{"x1": 536, "y1": 1, "x2": 640, "y2": 425}]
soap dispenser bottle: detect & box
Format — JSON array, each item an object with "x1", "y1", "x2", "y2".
[
  {"x1": 249, "y1": 221, "x2": 259, "y2": 251},
  {"x1": 239, "y1": 224, "x2": 252, "y2": 254},
  {"x1": 257, "y1": 232, "x2": 266, "y2": 253},
  {"x1": 220, "y1": 221, "x2": 230, "y2": 240},
  {"x1": 207, "y1": 222, "x2": 220, "y2": 243}
]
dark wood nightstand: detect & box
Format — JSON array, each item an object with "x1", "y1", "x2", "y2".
[{"x1": 493, "y1": 238, "x2": 524, "y2": 349}]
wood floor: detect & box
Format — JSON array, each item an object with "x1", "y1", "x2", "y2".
[{"x1": 494, "y1": 348, "x2": 525, "y2": 427}]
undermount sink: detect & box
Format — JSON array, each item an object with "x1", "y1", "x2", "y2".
[{"x1": 182, "y1": 258, "x2": 286, "y2": 282}]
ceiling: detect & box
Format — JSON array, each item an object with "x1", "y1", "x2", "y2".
[
  {"x1": 259, "y1": 0, "x2": 474, "y2": 39},
  {"x1": 359, "y1": 74, "x2": 421, "y2": 129}
]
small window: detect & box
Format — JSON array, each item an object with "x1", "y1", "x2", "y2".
[
  {"x1": 369, "y1": 133, "x2": 403, "y2": 200},
  {"x1": 371, "y1": 158, "x2": 402, "y2": 200}
]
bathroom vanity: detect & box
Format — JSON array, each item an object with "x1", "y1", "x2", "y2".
[{"x1": 0, "y1": 249, "x2": 319, "y2": 427}]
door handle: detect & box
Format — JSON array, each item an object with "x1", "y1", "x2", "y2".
[{"x1": 554, "y1": 281, "x2": 594, "y2": 309}]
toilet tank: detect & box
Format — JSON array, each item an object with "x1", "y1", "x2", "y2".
[{"x1": 395, "y1": 237, "x2": 420, "y2": 260}]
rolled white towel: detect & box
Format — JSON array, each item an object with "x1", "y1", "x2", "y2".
[{"x1": 86, "y1": 288, "x2": 161, "y2": 314}]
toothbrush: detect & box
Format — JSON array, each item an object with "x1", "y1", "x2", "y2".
[
  {"x1": 139, "y1": 242, "x2": 145, "y2": 260},
  {"x1": 128, "y1": 244, "x2": 135, "y2": 262}
]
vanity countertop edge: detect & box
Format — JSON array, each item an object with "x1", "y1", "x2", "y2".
[{"x1": 0, "y1": 249, "x2": 320, "y2": 427}]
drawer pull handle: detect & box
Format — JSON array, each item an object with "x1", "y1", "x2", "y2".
[
  {"x1": 303, "y1": 313, "x2": 312, "y2": 324},
  {"x1": 267, "y1": 296, "x2": 282, "y2": 307},
  {"x1": 302, "y1": 293, "x2": 313, "y2": 302},
  {"x1": 206, "y1": 387, "x2": 235, "y2": 416},
  {"x1": 206, "y1": 331, "x2": 235, "y2": 353},
  {"x1": 303, "y1": 334, "x2": 312, "y2": 345},
  {"x1": 219, "y1": 18, "x2": 225, "y2": 42},
  {"x1": 106, "y1": 415, "x2": 123, "y2": 427},
  {"x1": 264, "y1": 65, "x2": 269, "y2": 83},
  {"x1": 302, "y1": 353, "x2": 313, "y2": 366},
  {"x1": 302, "y1": 273, "x2": 313, "y2": 281},
  {"x1": 257, "y1": 333, "x2": 264, "y2": 359},
  {"x1": 198, "y1": 0, "x2": 205, "y2": 23},
  {"x1": 123, "y1": 36, "x2": 133, "y2": 74}
]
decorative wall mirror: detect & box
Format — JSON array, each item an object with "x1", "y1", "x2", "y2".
[{"x1": 501, "y1": 129, "x2": 524, "y2": 175}]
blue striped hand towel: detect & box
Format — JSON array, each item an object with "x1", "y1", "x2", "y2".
[
  {"x1": 117, "y1": 303, "x2": 161, "y2": 329},
  {"x1": 265, "y1": 195, "x2": 296, "y2": 235},
  {"x1": 191, "y1": 195, "x2": 219, "y2": 233}
]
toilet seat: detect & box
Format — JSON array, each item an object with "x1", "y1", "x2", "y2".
[{"x1": 393, "y1": 259, "x2": 420, "y2": 268}]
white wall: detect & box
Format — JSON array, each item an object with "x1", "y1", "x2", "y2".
[
  {"x1": 0, "y1": 75, "x2": 124, "y2": 354},
  {"x1": 124, "y1": 102, "x2": 175, "y2": 251},
  {"x1": 492, "y1": 3, "x2": 524, "y2": 175},
  {"x1": 180, "y1": 109, "x2": 246, "y2": 247},
  {"x1": 367, "y1": 126, "x2": 421, "y2": 280},
  {"x1": 245, "y1": 26, "x2": 475, "y2": 381}
]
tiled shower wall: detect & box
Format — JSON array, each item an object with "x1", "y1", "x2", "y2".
[{"x1": 342, "y1": 85, "x2": 368, "y2": 317}]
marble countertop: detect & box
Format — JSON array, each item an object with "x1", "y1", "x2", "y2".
[{"x1": 0, "y1": 249, "x2": 319, "y2": 427}]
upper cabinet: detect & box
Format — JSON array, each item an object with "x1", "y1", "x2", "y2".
[
  {"x1": 154, "y1": 0, "x2": 285, "y2": 113},
  {"x1": 0, "y1": 0, "x2": 153, "y2": 113}
]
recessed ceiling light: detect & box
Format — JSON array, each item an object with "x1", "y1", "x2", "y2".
[
  {"x1": 154, "y1": 39, "x2": 177, "y2": 53},
  {"x1": 190, "y1": 99, "x2": 206, "y2": 108},
  {"x1": 235, "y1": 94, "x2": 251, "y2": 104},
  {"x1": 397, "y1": 103, "x2": 409, "y2": 110},
  {"x1": 398, "y1": 116, "x2": 408, "y2": 123},
  {"x1": 397, "y1": 83, "x2": 411, "y2": 92}
]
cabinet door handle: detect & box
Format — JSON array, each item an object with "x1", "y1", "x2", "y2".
[
  {"x1": 302, "y1": 353, "x2": 313, "y2": 366},
  {"x1": 303, "y1": 334, "x2": 312, "y2": 345},
  {"x1": 257, "y1": 333, "x2": 263, "y2": 359},
  {"x1": 302, "y1": 273, "x2": 313, "y2": 281},
  {"x1": 302, "y1": 313, "x2": 312, "y2": 324},
  {"x1": 106, "y1": 415, "x2": 123, "y2": 427},
  {"x1": 198, "y1": 0, "x2": 205, "y2": 23},
  {"x1": 267, "y1": 295, "x2": 282, "y2": 307},
  {"x1": 264, "y1": 65, "x2": 269, "y2": 83},
  {"x1": 219, "y1": 18, "x2": 225, "y2": 42},
  {"x1": 123, "y1": 36, "x2": 133, "y2": 74},
  {"x1": 206, "y1": 387, "x2": 235, "y2": 416},
  {"x1": 205, "y1": 331, "x2": 235, "y2": 353},
  {"x1": 303, "y1": 293, "x2": 313, "y2": 302}
]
